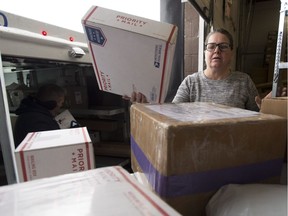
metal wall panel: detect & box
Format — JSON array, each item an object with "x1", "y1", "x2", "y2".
[{"x1": 160, "y1": 0, "x2": 184, "y2": 102}]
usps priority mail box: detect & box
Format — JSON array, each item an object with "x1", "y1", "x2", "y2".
[
  {"x1": 15, "y1": 127, "x2": 95, "y2": 182},
  {"x1": 82, "y1": 6, "x2": 178, "y2": 103},
  {"x1": 0, "y1": 166, "x2": 181, "y2": 216}
]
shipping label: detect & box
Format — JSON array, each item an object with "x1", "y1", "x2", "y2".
[{"x1": 154, "y1": 44, "x2": 162, "y2": 68}]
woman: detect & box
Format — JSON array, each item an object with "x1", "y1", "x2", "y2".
[
  {"x1": 127, "y1": 28, "x2": 286, "y2": 108},
  {"x1": 172, "y1": 28, "x2": 259, "y2": 111}
]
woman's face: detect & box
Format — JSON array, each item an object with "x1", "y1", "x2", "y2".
[{"x1": 204, "y1": 32, "x2": 233, "y2": 72}]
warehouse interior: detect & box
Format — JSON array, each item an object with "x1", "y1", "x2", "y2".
[{"x1": 0, "y1": 0, "x2": 287, "y2": 215}]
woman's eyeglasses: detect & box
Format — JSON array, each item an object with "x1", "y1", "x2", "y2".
[{"x1": 205, "y1": 43, "x2": 231, "y2": 52}]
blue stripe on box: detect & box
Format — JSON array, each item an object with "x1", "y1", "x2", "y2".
[{"x1": 131, "y1": 136, "x2": 283, "y2": 197}]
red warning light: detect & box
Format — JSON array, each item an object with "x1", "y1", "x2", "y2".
[
  {"x1": 42, "y1": 31, "x2": 47, "y2": 36},
  {"x1": 69, "y1": 36, "x2": 74, "y2": 42}
]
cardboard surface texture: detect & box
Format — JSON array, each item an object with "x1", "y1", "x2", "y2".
[
  {"x1": 260, "y1": 97, "x2": 288, "y2": 163},
  {"x1": 15, "y1": 127, "x2": 95, "y2": 182},
  {"x1": 82, "y1": 6, "x2": 178, "y2": 103},
  {"x1": 0, "y1": 166, "x2": 181, "y2": 216},
  {"x1": 130, "y1": 102, "x2": 287, "y2": 216}
]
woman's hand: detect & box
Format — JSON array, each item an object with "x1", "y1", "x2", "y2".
[
  {"x1": 122, "y1": 92, "x2": 148, "y2": 103},
  {"x1": 279, "y1": 86, "x2": 287, "y2": 97},
  {"x1": 255, "y1": 86, "x2": 287, "y2": 109}
]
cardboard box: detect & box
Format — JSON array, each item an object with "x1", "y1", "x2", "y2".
[
  {"x1": 82, "y1": 6, "x2": 178, "y2": 103},
  {"x1": 261, "y1": 97, "x2": 287, "y2": 163},
  {"x1": 55, "y1": 109, "x2": 80, "y2": 129},
  {"x1": 15, "y1": 127, "x2": 95, "y2": 182},
  {"x1": 260, "y1": 97, "x2": 287, "y2": 118},
  {"x1": 0, "y1": 166, "x2": 181, "y2": 216},
  {"x1": 130, "y1": 102, "x2": 287, "y2": 216}
]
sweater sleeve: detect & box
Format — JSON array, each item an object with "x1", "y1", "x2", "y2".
[
  {"x1": 172, "y1": 75, "x2": 193, "y2": 103},
  {"x1": 245, "y1": 75, "x2": 260, "y2": 112}
]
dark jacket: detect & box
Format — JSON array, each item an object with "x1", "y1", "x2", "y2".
[{"x1": 13, "y1": 96, "x2": 60, "y2": 148}]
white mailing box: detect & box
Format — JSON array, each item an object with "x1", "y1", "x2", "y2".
[
  {"x1": 15, "y1": 127, "x2": 95, "y2": 182},
  {"x1": 82, "y1": 6, "x2": 178, "y2": 103},
  {"x1": 55, "y1": 109, "x2": 79, "y2": 129},
  {"x1": 0, "y1": 166, "x2": 181, "y2": 216}
]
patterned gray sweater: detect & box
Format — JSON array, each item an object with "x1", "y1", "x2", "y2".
[{"x1": 172, "y1": 71, "x2": 259, "y2": 111}]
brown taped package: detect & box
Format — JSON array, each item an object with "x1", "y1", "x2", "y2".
[
  {"x1": 261, "y1": 97, "x2": 287, "y2": 118},
  {"x1": 130, "y1": 102, "x2": 287, "y2": 216},
  {"x1": 261, "y1": 97, "x2": 287, "y2": 163}
]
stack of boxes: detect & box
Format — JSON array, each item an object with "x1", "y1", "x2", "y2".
[{"x1": 250, "y1": 31, "x2": 277, "y2": 86}]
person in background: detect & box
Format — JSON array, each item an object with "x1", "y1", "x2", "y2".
[
  {"x1": 172, "y1": 28, "x2": 260, "y2": 111},
  {"x1": 127, "y1": 28, "x2": 286, "y2": 109},
  {"x1": 13, "y1": 84, "x2": 66, "y2": 148}
]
